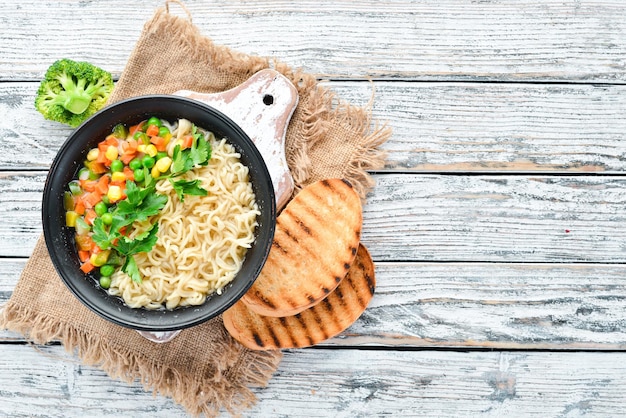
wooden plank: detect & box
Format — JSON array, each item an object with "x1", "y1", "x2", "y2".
[
  {"x1": 0, "y1": 172, "x2": 45, "y2": 258},
  {"x1": 2, "y1": 259, "x2": 625, "y2": 349},
  {"x1": 1, "y1": 0, "x2": 626, "y2": 82},
  {"x1": 4, "y1": 81, "x2": 626, "y2": 173},
  {"x1": 363, "y1": 174, "x2": 626, "y2": 263},
  {"x1": 3, "y1": 172, "x2": 626, "y2": 262},
  {"x1": 333, "y1": 82, "x2": 626, "y2": 173},
  {"x1": 333, "y1": 262, "x2": 626, "y2": 349},
  {"x1": 0, "y1": 345, "x2": 625, "y2": 416}
]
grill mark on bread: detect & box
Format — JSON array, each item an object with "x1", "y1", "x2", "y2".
[
  {"x1": 271, "y1": 240, "x2": 287, "y2": 254},
  {"x1": 306, "y1": 307, "x2": 329, "y2": 341},
  {"x1": 277, "y1": 316, "x2": 295, "y2": 347},
  {"x1": 223, "y1": 244, "x2": 376, "y2": 350},
  {"x1": 242, "y1": 179, "x2": 362, "y2": 317},
  {"x1": 365, "y1": 273, "x2": 376, "y2": 296},
  {"x1": 252, "y1": 333, "x2": 265, "y2": 348},
  {"x1": 320, "y1": 296, "x2": 343, "y2": 331}
]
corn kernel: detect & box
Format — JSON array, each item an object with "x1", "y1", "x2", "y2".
[
  {"x1": 145, "y1": 144, "x2": 158, "y2": 157},
  {"x1": 86, "y1": 148, "x2": 99, "y2": 161},
  {"x1": 105, "y1": 145, "x2": 119, "y2": 161},
  {"x1": 107, "y1": 185, "x2": 122, "y2": 202},
  {"x1": 137, "y1": 144, "x2": 146, "y2": 153},
  {"x1": 155, "y1": 156, "x2": 172, "y2": 173},
  {"x1": 65, "y1": 211, "x2": 79, "y2": 227},
  {"x1": 111, "y1": 171, "x2": 127, "y2": 183},
  {"x1": 151, "y1": 165, "x2": 161, "y2": 179},
  {"x1": 162, "y1": 133, "x2": 172, "y2": 145}
]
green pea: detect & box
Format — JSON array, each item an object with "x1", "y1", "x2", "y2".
[
  {"x1": 129, "y1": 158, "x2": 143, "y2": 171},
  {"x1": 158, "y1": 126, "x2": 170, "y2": 137},
  {"x1": 100, "y1": 264, "x2": 115, "y2": 277},
  {"x1": 146, "y1": 116, "x2": 162, "y2": 128},
  {"x1": 94, "y1": 201, "x2": 108, "y2": 217},
  {"x1": 133, "y1": 168, "x2": 145, "y2": 182},
  {"x1": 110, "y1": 159, "x2": 124, "y2": 173},
  {"x1": 101, "y1": 195, "x2": 111, "y2": 205},
  {"x1": 142, "y1": 155, "x2": 155, "y2": 169},
  {"x1": 101, "y1": 212, "x2": 113, "y2": 225},
  {"x1": 156, "y1": 151, "x2": 168, "y2": 160},
  {"x1": 99, "y1": 276, "x2": 111, "y2": 289}
]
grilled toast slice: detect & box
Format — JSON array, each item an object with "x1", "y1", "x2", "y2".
[
  {"x1": 224, "y1": 244, "x2": 375, "y2": 349},
  {"x1": 241, "y1": 178, "x2": 362, "y2": 317}
]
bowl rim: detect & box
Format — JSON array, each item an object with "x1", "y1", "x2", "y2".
[{"x1": 42, "y1": 94, "x2": 276, "y2": 331}]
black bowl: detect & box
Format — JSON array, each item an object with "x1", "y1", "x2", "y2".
[{"x1": 42, "y1": 95, "x2": 276, "y2": 332}]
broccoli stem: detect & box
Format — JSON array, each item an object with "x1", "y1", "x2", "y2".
[
  {"x1": 63, "y1": 94, "x2": 92, "y2": 114},
  {"x1": 57, "y1": 74, "x2": 94, "y2": 115}
]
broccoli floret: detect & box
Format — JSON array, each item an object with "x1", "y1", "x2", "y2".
[{"x1": 35, "y1": 59, "x2": 114, "y2": 128}]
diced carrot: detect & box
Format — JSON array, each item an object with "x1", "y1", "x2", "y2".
[
  {"x1": 182, "y1": 135, "x2": 193, "y2": 149},
  {"x1": 123, "y1": 166, "x2": 135, "y2": 181},
  {"x1": 120, "y1": 152, "x2": 136, "y2": 165},
  {"x1": 82, "y1": 191, "x2": 102, "y2": 209},
  {"x1": 80, "y1": 179, "x2": 97, "y2": 192},
  {"x1": 78, "y1": 250, "x2": 90, "y2": 263},
  {"x1": 104, "y1": 135, "x2": 119, "y2": 147},
  {"x1": 150, "y1": 136, "x2": 167, "y2": 152},
  {"x1": 129, "y1": 122, "x2": 144, "y2": 135},
  {"x1": 74, "y1": 200, "x2": 86, "y2": 215},
  {"x1": 80, "y1": 261, "x2": 95, "y2": 274},
  {"x1": 91, "y1": 245, "x2": 101, "y2": 254},
  {"x1": 84, "y1": 209, "x2": 97, "y2": 225},
  {"x1": 95, "y1": 175, "x2": 110, "y2": 195},
  {"x1": 96, "y1": 148, "x2": 109, "y2": 164},
  {"x1": 146, "y1": 124, "x2": 159, "y2": 137}
]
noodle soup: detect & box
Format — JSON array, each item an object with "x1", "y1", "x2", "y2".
[{"x1": 63, "y1": 117, "x2": 259, "y2": 310}]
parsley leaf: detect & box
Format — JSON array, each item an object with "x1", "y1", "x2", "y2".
[
  {"x1": 170, "y1": 132, "x2": 212, "y2": 176},
  {"x1": 190, "y1": 135, "x2": 211, "y2": 167},
  {"x1": 170, "y1": 144, "x2": 194, "y2": 176},
  {"x1": 170, "y1": 178, "x2": 208, "y2": 202},
  {"x1": 116, "y1": 223, "x2": 159, "y2": 283},
  {"x1": 122, "y1": 255, "x2": 141, "y2": 284},
  {"x1": 115, "y1": 223, "x2": 159, "y2": 257},
  {"x1": 91, "y1": 217, "x2": 114, "y2": 250}
]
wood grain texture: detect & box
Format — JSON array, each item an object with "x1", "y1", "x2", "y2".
[
  {"x1": 2, "y1": 259, "x2": 625, "y2": 348},
  {"x1": 4, "y1": 82, "x2": 626, "y2": 173},
  {"x1": 1, "y1": 0, "x2": 626, "y2": 82},
  {"x1": 363, "y1": 174, "x2": 626, "y2": 263},
  {"x1": 0, "y1": 345, "x2": 625, "y2": 417},
  {"x1": 5, "y1": 172, "x2": 626, "y2": 261}
]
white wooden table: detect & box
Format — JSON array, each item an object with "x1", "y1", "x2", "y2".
[{"x1": 2, "y1": 1, "x2": 626, "y2": 416}]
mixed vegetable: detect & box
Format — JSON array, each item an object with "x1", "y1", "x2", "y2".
[{"x1": 64, "y1": 116, "x2": 212, "y2": 288}]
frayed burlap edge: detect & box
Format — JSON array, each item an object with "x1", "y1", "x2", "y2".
[
  {"x1": 119, "y1": 5, "x2": 391, "y2": 200},
  {"x1": 0, "y1": 302, "x2": 281, "y2": 417}
]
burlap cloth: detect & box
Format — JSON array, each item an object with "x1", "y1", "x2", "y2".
[{"x1": 0, "y1": 2, "x2": 390, "y2": 416}]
